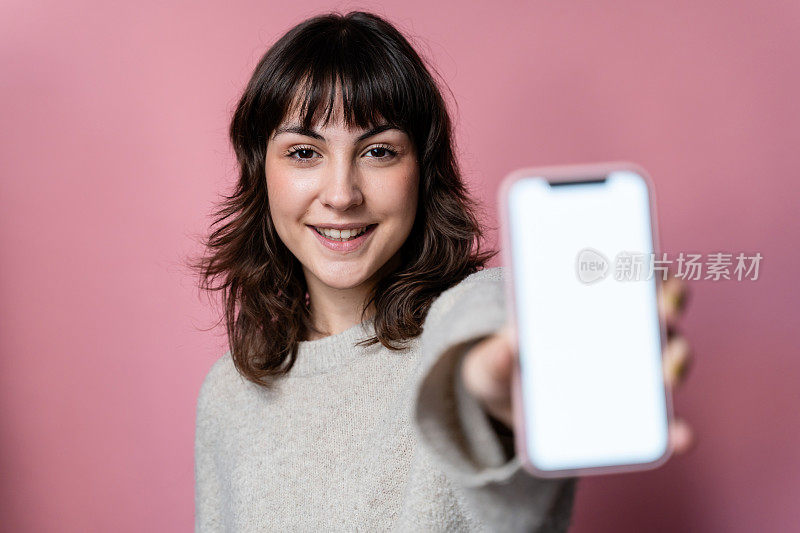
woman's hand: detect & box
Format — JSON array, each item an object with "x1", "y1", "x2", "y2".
[{"x1": 460, "y1": 271, "x2": 695, "y2": 455}]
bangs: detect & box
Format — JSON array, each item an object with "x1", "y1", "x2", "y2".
[{"x1": 274, "y1": 24, "x2": 425, "y2": 133}]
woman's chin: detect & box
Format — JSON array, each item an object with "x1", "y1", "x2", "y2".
[{"x1": 311, "y1": 267, "x2": 372, "y2": 290}]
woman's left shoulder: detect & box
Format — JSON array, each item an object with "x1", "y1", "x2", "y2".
[
  {"x1": 444, "y1": 266, "x2": 506, "y2": 298},
  {"x1": 459, "y1": 266, "x2": 505, "y2": 285},
  {"x1": 423, "y1": 266, "x2": 507, "y2": 328}
]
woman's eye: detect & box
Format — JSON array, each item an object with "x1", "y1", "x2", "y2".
[
  {"x1": 287, "y1": 147, "x2": 319, "y2": 162},
  {"x1": 365, "y1": 146, "x2": 397, "y2": 159}
]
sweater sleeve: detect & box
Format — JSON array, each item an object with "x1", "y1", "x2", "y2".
[{"x1": 410, "y1": 266, "x2": 578, "y2": 532}]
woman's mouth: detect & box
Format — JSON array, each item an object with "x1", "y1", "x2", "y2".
[
  {"x1": 312, "y1": 225, "x2": 369, "y2": 240},
  {"x1": 308, "y1": 224, "x2": 378, "y2": 252}
]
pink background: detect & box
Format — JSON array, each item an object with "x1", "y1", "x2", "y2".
[{"x1": 1, "y1": 1, "x2": 797, "y2": 531}]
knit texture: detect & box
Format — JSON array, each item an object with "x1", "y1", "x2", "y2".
[{"x1": 194, "y1": 266, "x2": 578, "y2": 532}]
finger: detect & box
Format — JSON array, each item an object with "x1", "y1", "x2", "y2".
[
  {"x1": 663, "y1": 335, "x2": 692, "y2": 388},
  {"x1": 668, "y1": 417, "x2": 695, "y2": 455},
  {"x1": 658, "y1": 271, "x2": 689, "y2": 326}
]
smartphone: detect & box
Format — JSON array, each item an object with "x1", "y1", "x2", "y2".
[{"x1": 498, "y1": 162, "x2": 673, "y2": 478}]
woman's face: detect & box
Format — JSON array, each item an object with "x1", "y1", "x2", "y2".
[{"x1": 265, "y1": 105, "x2": 419, "y2": 293}]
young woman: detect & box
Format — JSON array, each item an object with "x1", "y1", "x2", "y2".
[{"x1": 192, "y1": 11, "x2": 693, "y2": 532}]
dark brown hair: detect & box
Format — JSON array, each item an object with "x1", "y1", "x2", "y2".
[{"x1": 189, "y1": 10, "x2": 497, "y2": 386}]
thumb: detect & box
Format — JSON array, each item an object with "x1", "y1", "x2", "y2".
[
  {"x1": 463, "y1": 330, "x2": 515, "y2": 397},
  {"x1": 497, "y1": 321, "x2": 518, "y2": 353},
  {"x1": 485, "y1": 325, "x2": 516, "y2": 384}
]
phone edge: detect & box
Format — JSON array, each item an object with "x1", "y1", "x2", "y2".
[{"x1": 497, "y1": 161, "x2": 676, "y2": 479}]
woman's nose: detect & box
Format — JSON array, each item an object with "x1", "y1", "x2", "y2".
[{"x1": 319, "y1": 159, "x2": 363, "y2": 211}]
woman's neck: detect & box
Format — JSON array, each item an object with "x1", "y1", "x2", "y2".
[
  {"x1": 302, "y1": 256, "x2": 400, "y2": 340},
  {"x1": 302, "y1": 278, "x2": 377, "y2": 340}
]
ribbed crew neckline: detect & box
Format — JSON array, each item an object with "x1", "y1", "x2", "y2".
[{"x1": 290, "y1": 316, "x2": 377, "y2": 376}]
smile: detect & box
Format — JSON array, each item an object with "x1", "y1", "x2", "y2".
[
  {"x1": 308, "y1": 224, "x2": 377, "y2": 252},
  {"x1": 313, "y1": 225, "x2": 368, "y2": 240}
]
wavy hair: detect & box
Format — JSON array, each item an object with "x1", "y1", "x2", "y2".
[{"x1": 189, "y1": 10, "x2": 497, "y2": 386}]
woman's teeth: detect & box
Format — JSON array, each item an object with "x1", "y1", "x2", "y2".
[{"x1": 314, "y1": 226, "x2": 368, "y2": 241}]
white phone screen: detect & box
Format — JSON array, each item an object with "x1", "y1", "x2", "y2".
[{"x1": 508, "y1": 170, "x2": 669, "y2": 473}]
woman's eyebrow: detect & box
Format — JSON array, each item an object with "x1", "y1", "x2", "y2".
[{"x1": 272, "y1": 123, "x2": 400, "y2": 142}]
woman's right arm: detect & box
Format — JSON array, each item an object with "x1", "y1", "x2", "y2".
[{"x1": 408, "y1": 267, "x2": 578, "y2": 532}]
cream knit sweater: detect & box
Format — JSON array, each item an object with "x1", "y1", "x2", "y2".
[{"x1": 194, "y1": 266, "x2": 577, "y2": 532}]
